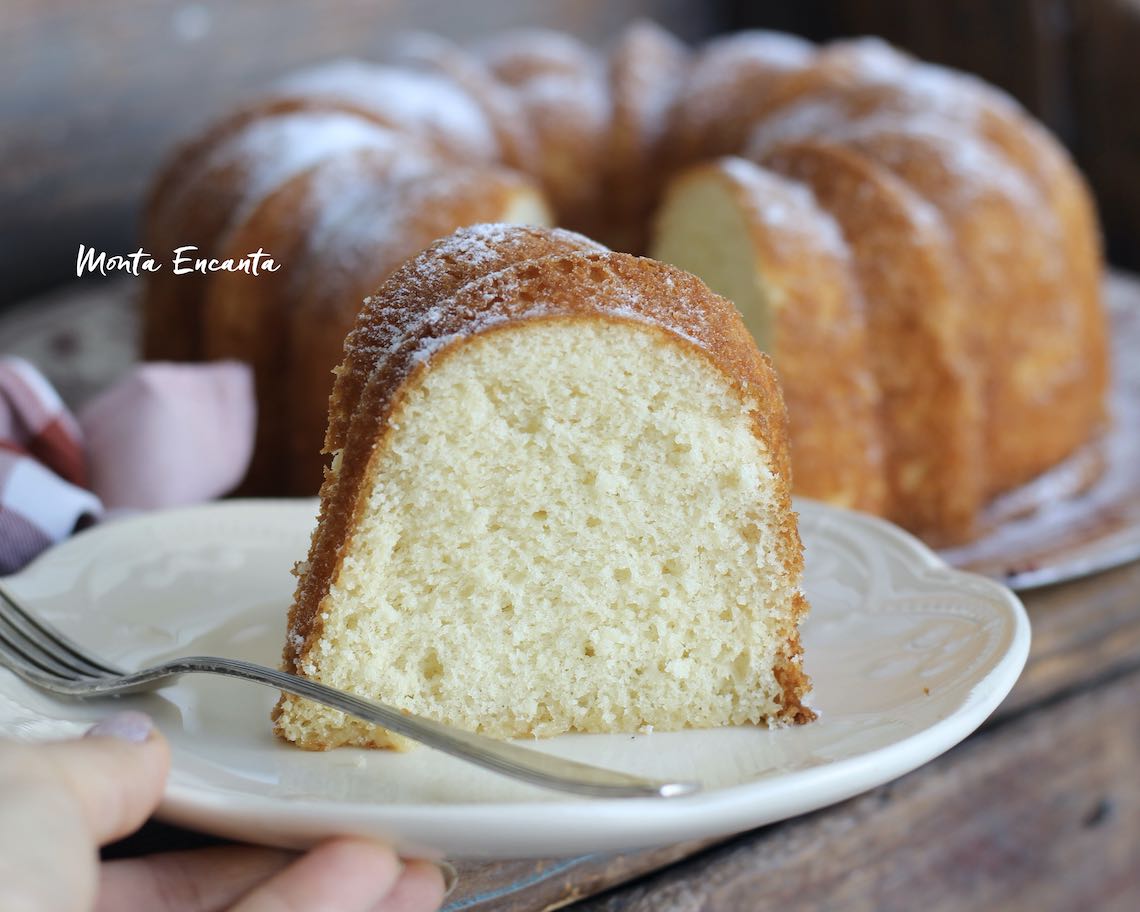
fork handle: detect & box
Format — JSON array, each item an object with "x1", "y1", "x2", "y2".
[{"x1": 65, "y1": 656, "x2": 700, "y2": 799}]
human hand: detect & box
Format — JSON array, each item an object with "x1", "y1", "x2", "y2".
[{"x1": 0, "y1": 711, "x2": 451, "y2": 912}]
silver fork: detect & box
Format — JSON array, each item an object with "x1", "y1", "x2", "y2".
[{"x1": 0, "y1": 584, "x2": 698, "y2": 799}]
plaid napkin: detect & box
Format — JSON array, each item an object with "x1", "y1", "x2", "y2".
[{"x1": 0, "y1": 357, "x2": 255, "y2": 574}]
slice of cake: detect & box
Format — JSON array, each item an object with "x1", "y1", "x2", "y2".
[
  {"x1": 273, "y1": 225, "x2": 814, "y2": 750},
  {"x1": 651, "y1": 155, "x2": 886, "y2": 515}
]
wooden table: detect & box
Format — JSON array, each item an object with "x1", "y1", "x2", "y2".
[{"x1": 3, "y1": 279, "x2": 1139, "y2": 911}]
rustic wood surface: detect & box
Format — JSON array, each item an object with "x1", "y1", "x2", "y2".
[
  {"x1": 1071, "y1": 0, "x2": 1140, "y2": 274},
  {"x1": 576, "y1": 662, "x2": 1140, "y2": 911},
  {"x1": 1, "y1": 276, "x2": 1138, "y2": 909}
]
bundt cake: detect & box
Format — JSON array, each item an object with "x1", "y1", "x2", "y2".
[
  {"x1": 665, "y1": 29, "x2": 815, "y2": 167},
  {"x1": 207, "y1": 156, "x2": 550, "y2": 493},
  {"x1": 144, "y1": 73, "x2": 550, "y2": 494},
  {"x1": 655, "y1": 144, "x2": 984, "y2": 541},
  {"x1": 477, "y1": 29, "x2": 613, "y2": 241},
  {"x1": 142, "y1": 23, "x2": 1110, "y2": 545},
  {"x1": 602, "y1": 20, "x2": 691, "y2": 251},
  {"x1": 273, "y1": 225, "x2": 813, "y2": 750},
  {"x1": 652, "y1": 157, "x2": 886, "y2": 517}
]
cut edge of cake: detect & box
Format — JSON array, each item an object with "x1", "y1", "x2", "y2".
[{"x1": 273, "y1": 232, "x2": 814, "y2": 750}]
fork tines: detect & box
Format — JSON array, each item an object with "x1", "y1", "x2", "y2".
[{"x1": 0, "y1": 584, "x2": 123, "y2": 682}]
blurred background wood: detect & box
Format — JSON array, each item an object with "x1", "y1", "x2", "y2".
[
  {"x1": 1070, "y1": 0, "x2": 1140, "y2": 278},
  {"x1": 5, "y1": 0, "x2": 1140, "y2": 312},
  {"x1": 732, "y1": 0, "x2": 1140, "y2": 280},
  {"x1": 4, "y1": 0, "x2": 1140, "y2": 310},
  {"x1": 0, "y1": 0, "x2": 719, "y2": 310}
]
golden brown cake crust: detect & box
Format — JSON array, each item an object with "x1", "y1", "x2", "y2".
[
  {"x1": 603, "y1": 20, "x2": 690, "y2": 251},
  {"x1": 324, "y1": 225, "x2": 607, "y2": 456},
  {"x1": 277, "y1": 239, "x2": 812, "y2": 745},
  {"x1": 203, "y1": 144, "x2": 436, "y2": 494},
  {"x1": 392, "y1": 32, "x2": 540, "y2": 174},
  {"x1": 740, "y1": 47, "x2": 1103, "y2": 328},
  {"x1": 666, "y1": 30, "x2": 815, "y2": 168},
  {"x1": 144, "y1": 62, "x2": 499, "y2": 245},
  {"x1": 833, "y1": 122, "x2": 1103, "y2": 495},
  {"x1": 747, "y1": 77, "x2": 1108, "y2": 496},
  {"x1": 143, "y1": 27, "x2": 1109, "y2": 547},
  {"x1": 141, "y1": 61, "x2": 506, "y2": 369},
  {"x1": 141, "y1": 111, "x2": 401, "y2": 364},
  {"x1": 479, "y1": 28, "x2": 598, "y2": 86},
  {"x1": 664, "y1": 157, "x2": 887, "y2": 514},
  {"x1": 479, "y1": 30, "x2": 611, "y2": 238},
  {"x1": 760, "y1": 140, "x2": 984, "y2": 543},
  {"x1": 278, "y1": 168, "x2": 550, "y2": 494}
]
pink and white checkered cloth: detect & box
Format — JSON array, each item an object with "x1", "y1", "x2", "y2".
[{"x1": 0, "y1": 357, "x2": 256, "y2": 574}]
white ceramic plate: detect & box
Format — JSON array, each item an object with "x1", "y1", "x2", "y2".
[{"x1": 0, "y1": 499, "x2": 1029, "y2": 860}]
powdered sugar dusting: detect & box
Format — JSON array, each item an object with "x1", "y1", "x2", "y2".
[
  {"x1": 300, "y1": 134, "x2": 436, "y2": 213},
  {"x1": 193, "y1": 111, "x2": 399, "y2": 227},
  {"x1": 428, "y1": 223, "x2": 605, "y2": 271},
  {"x1": 747, "y1": 98, "x2": 1044, "y2": 219},
  {"x1": 607, "y1": 303, "x2": 704, "y2": 348},
  {"x1": 747, "y1": 97, "x2": 859, "y2": 158},
  {"x1": 817, "y1": 36, "x2": 912, "y2": 81},
  {"x1": 482, "y1": 34, "x2": 610, "y2": 212},
  {"x1": 609, "y1": 21, "x2": 689, "y2": 161},
  {"x1": 843, "y1": 114, "x2": 1042, "y2": 211},
  {"x1": 480, "y1": 28, "x2": 599, "y2": 83},
  {"x1": 745, "y1": 59, "x2": 1025, "y2": 168},
  {"x1": 300, "y1": 170, "x2": 533, "y2": 278},
  {"x1": 718, "y1": 156, "x2": 851, "y2": 261},
  {"x1": 349, "y1": 228, "x2": 727, "y2": 405},
  {"x1": 409, "y1": 306, "x2": 554, "y2": 365},
  {"x1": 691, "y1": 30, "x2": 814, "y2": 84},
  {"x1": 272, "y1": 60, "x2": 499, "y2": 160},
  {"x1": 280, "y1": 145, "x2": 438, "y2": 293},
  {"x1": 907, "y1": 60, "x2": 1023, "y2": 119},
  {"x1": 675, "y1": 30, "x2": 814, "y2": 131},
  {"x1": 349, "y1": 224, "x2": 600, "y2": 367},
  {"x1": 410, "y1": 331, "x2": 464, "y2": 365},
  {"x1": 388, "y1": 32, "x2": 537, "y2": 171}
]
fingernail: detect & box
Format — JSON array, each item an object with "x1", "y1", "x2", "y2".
[
  {"x1": 437, "y1": 861, "x2": 459, "y2": 898},
  {"x1": 85, "y1": 711, "x2": 154, "y2": 743}
]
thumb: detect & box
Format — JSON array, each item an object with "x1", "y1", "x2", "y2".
[
  {"x1": 41, "y1": 710, "x2": 171, "y2": 845},
  {"x1": 0, "y1": 712, "x2": 170, "y2": 912}
]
